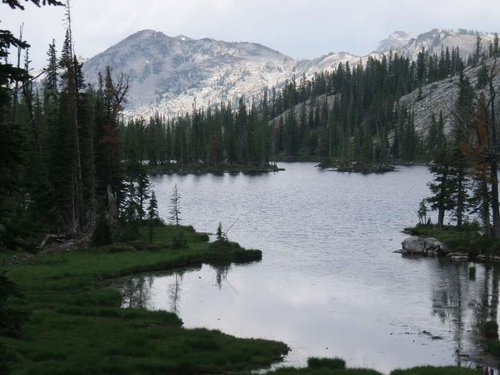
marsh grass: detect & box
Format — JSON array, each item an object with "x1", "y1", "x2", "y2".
[
  {"x1": 0, "y1": 225, "x2": 486, "y2": 374},
  {"x1": 307, "y1": 357, "x2": 346, "y2": 369},
  {"x1": 0, "y1": 224, "x2": 286, "y2": 374},
  {"x1": 390, "y1": 366, "x2": 480, "y2": 374}
]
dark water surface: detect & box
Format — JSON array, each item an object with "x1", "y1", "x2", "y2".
[{"x1": 120, "y1": 163, "x2": 500, "y2": 373}]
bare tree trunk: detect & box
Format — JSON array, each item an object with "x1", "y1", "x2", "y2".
[
  {"x1": 70, "y1": 64, "x2": 83, "y2": 233},
  {"x1": 65, "y1": 0, "x2": 84, "y2": 233},
  {"x1": 487, "y1": 59, "x2": 500, "y2": 237},
  {"x1": 107, "y1": 184, "x2": 118, "y2": 223},
  {"x1": 10, "y1": 24, "x2": 23, "y2": 124}
]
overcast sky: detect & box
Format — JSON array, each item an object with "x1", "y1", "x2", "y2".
[{"x1": 3, "y1": 0, "x2": 500, "y2": 70}]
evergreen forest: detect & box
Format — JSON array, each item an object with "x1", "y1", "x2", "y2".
[{"x1": 3, "y1": 1, "x2": 500, "y2": 374}]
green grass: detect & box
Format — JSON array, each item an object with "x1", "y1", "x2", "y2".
[
  {"x1": 265, "y1": 368, "x2": 382, "y2": 375},
  {"x1": 264, "y1": 357, "x2": 381, "y2": 375},
  {"x1": 0, "y1": 224, "x2": 287, "y2": 374},
  {"x1": 307, "y1": 357, "x2": 346, "y2": 369},
  {"x1": 404, "y1": 223, "x2": 500, "y2": 255},
  {"x1": 390, "y1": 366, "x2": 480, "y2": 374},
  {"x1": 263, "y1": 359, "x2": 480, "y2": 375},
  {"x1": 0, "y1": 225, "x2": 490, "y2": 374}
]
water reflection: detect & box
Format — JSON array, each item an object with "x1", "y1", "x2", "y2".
[
  {"x1": 169, "y1": 273, "x2": 182, "y2": 315},
  {"x1": 119, "y1": 260, "x2": 500, "y2": 372},
  {"x1": 118, "y1": 164, "x2": 500, "y2": 373},
  {"x1": 427, "y1": 260, "x2": 500, "y2": 370},
  {"x1": 214, "y1": 264, "x2": 231, "y2": 289},
  {"x1": 121, "y1": 275, "x2": 153, "y2": 308}
]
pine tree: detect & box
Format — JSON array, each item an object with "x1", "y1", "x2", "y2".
[
  {"x1": 427, "y1": 150, "x2": 455, "y2": 226},
  {"x1": 147, "y1": 191, "x2": 159, "y2": 243},
  {"x1": 169, "y1": 185, "x2": 181, "y2": 226},
  {"x1": 449, "y1": 148, "x2": 470, "y2": 226},
  {"x1": 417, "y1": 199, "x2": 428, "y2": 225},
  {"x1": 99, "y1": 66, "x2": 128, "y2": 221}
]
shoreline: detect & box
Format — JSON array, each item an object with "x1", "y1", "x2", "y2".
[
  {"x1": 147, "y1": 162, "x2": 285, "y2": 175},
  {"x1": 0, "y1": 223, "x2": 488, "y2": 374},
  {"x1": 0, "y1": 225, "x2": 289, "y2": 374}
]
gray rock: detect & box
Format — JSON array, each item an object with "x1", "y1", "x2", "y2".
[
  {"x1": 402, "y1": 236, "x2": 427, "y2": 255},
  {"x1": 401, "y1": 236, "x2": 448, "y2": 256}
]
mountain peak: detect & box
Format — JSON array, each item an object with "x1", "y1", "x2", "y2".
[
  {"x1": 126, "y1": 29, "x2": 166, "y2": 40},
  {"x1": 174, "y1": 34, "x2": 192, "y2": 42},
  {"x1": 377, "y1": 31, "x2": 414, "y2": 52}
]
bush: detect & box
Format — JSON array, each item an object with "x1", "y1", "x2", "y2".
[
  {"x1": 484, "y1": 321, "x2": 498, "y2": 339},
  {"x1": 487, "y1": 339, "x2": 500, "y2": 356},
  {"x1": 307, "y1": 357, "x2": 346, "y2": 370},
  {"x1": 0, "y1": 273, "x2": 29, "y2": 336},
  {"x1": 127, "y1": 240, "x2": 161, "y2": 251},
  {"x1": 171, "y1": 231, "x2": 187, "y2": 249},
  {"x1": 92, "y1": 214, "x2": 113, "y2": 246},
  {"x1": 97, "y1": 244, "x2": 137, "y2": 253},
  {"x1": 196, "y1": 233, "x2": 210, "y2": 242}
]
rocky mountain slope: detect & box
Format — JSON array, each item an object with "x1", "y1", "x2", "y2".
[
  {"x1": 377, "y1": 29, "x2": 496, "y2": 60},
  {"x1": 398, "y1": 57, "x2": 500, "y2": 136},
  {"x1": 81, "y1": 29, "x2": 497, "y2": 118},
  {"x1": 82, "y1": 30, "x2": 296, "y2": 118}
]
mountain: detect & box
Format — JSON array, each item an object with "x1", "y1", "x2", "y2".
[
  {"x1": 81, "y1": 29, "x2": 498, "y2": 118},
  {"x1": 398, "y1": 57, "x2": 500, "y2": 136},
  {"x1": 82, "y1": 30, "x2": 296, "y2": 118},
  {"x1": 376, "y1": 28, "x2": 496, "y2": 60}
]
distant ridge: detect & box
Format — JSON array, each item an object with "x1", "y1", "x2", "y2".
[{"x1": 81, "y1": 29, "x2": 498, "y2": 118}]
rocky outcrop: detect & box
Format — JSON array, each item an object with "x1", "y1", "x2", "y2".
[
  {"x1": 398, "y1": 58, "x2": 500, "y2": 138},
  {"x1": 401, "y1": 236, "x2": 449, "y2": 256}
]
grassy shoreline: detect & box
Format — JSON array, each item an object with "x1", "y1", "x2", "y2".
[
  {"x1": 0, "y1": 225, "x2": 288, "y2": 374},
  {"x1": 403, "y1": 223, "x2": 500, "y2": 257},
  {"x1": 1, "y1": 224, "x2": 486, "y2": 374}
]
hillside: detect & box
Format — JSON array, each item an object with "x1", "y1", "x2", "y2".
[
  {"x1": 398, "y1": 57, "x2": 500, "y2": 137},
  {"x1": 82, "y1": 29, "x2": 498, "y2": 118}
]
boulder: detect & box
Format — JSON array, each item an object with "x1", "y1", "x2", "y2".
[
  {"x1": 402, "y1": 236, "x2": 426, "y2": 255},
  {"x1": 401, "y1": 236, "x2": 449, "y2": 256}
]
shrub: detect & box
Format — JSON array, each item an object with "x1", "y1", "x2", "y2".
[
  {"x1": 484, "y1": 321, "x2": 498, "y2": 339},
  {"x1": 92, "y1": 214, "x2": 113, "y2": 246},
  {"x1": 307, "y1": 357, "x2": 346, "y2": 370},
  {"x1": 171, "y1": 231, "x2": 187, "y2": 249}
]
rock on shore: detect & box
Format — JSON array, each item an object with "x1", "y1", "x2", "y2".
[{"x1": 401, "y1": 236, "x2": 450, "y2": 256}]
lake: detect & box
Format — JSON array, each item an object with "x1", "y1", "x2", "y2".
[{"x1": 120, "y1": 163, "x2": 500, "y2": 374}]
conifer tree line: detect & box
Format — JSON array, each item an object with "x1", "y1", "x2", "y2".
[
  {"x1": 120, "y1": 33, "x2": 500, "y2": 168},
  {"x1": 421, "y1": 55, "x2": 500, "y2": 238},
  {"x1": 120, "y1": 98, "x2": 272, "y2": 167},
  {"x1": 1, "y1": 0, "x2": 158, "y2": 250}
]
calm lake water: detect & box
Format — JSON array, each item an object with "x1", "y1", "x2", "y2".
[{"x1": 120, "y1": 163, "x2": 500, "y2": 374}]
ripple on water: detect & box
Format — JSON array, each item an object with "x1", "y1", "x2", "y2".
[{"x1": 122, "y1": 163, "x2": 500, "y2": 374}]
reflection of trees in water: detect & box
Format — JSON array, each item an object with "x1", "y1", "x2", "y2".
[
  {"x1": 169, "y1": 273, "x2": 182, "y2": 315},
  {"x1": 121, "y1": 275, "x2": 154, "y2": 308},
  {"x1": 213, "y1": 264, "x2": 231, "y2": 290},
  {"x1": 431, "y1": 261, "x2": 500, "y2": 366}
]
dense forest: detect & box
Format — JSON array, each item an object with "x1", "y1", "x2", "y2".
[
  {"x1": 3, "y1": 2, "x2": 500, "y2": 374},
  {"x1": 2, "y1": 1, "x2": 500, "y2": 245},
  {"x1": 120, "y1": 34, "x2": 499, "y2": 171},
  {"x1": 1, "y1": 0, "x2": 158, "y2": 252}
]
